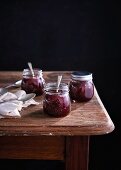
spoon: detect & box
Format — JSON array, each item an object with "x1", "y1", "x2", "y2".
[
  {"x1": 5, "y1": 80, "x2": 22, "y2": 88},
  {"x1": 56, "y1": 75, "x2": 62, "y2": 92},
  {"x1": 0, "y1": 80, "x2": 22, "y2": 95},
  {"x1": 18, "y1": 93, "x2": 36, "y2": 102},
  {"x1": 28, "y1": 62, "x2": 35, "y2": 77}
]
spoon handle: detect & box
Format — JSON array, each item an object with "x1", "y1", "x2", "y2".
[
  {"x1": 56, "y1": 75, "x2": 62, "y2": 92},
  {"x1": 5, "y1": 84, "x2": 14, "y2": 88},
  {"x1": 5, "y1": 80, "x2": 22, "y2": 89},
  {"x1": 28, "y1": 62, "x2": 34, "y2": 77}
]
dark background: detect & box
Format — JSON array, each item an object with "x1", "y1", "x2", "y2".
[{"x1": 0, "y1": 0, "x2": 120, "y2": 170}]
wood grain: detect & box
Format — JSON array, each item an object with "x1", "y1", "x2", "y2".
[
  {"x1": 0, "y1": 71, "x2": 115, "y2": 136},
  {"x1": 0, "y1": 136, "x2": 65, "y2": 160},
  {"x1": 65, "y1": 136, "x2": 89, "y2": 170}
]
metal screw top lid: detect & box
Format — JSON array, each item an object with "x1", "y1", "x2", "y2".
[{"x1": 71, "y1": 71, "x2": 93, "y2": 81}]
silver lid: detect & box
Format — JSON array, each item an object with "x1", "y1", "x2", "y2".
[{"x1": 71, "y1": 71, "x2": 93, "y2": 81}]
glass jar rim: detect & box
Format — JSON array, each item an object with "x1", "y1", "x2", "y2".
[
  {"x1": 23, "y1": 68, "x2": 42, "y2": 76},
  {"x1": 44, "y1": 82, "x2": 69, "y2": 92},
  {"x1": 71, "y1": 71, "x2": 93, "y2": 81}
]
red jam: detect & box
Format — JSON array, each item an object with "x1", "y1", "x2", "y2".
[
  {"x1": 69, "y1": 71, "x2": 94, "y2": 102},
  {"x1": 21, "y1": 68, "x2": 45, "y2": 95},
  {"x1": 43, "y1": 83, "x2": 71, "y2": 117}
]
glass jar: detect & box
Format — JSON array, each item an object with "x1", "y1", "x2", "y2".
[
  {"x1": 21, "y1": 68, "x2": 45, "y2": 95},
  {"x1": 43, "y1": 82, "x2": 71, "y2": 117},
  {"x1": 69, "y1": 71, "x2": 94, "y2": 102}
]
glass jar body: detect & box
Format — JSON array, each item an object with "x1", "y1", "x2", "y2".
[
  {"x1": 69, "y1": 71, "x2": 94, "y2": 102},
  {"x1": 21, "y1": 68, "x2": 45, "y2": 95},
  {"x1": 43, "y1": 83, "x2": 71, "y2": 117}
]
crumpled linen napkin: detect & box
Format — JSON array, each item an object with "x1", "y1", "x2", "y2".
[{"x1": 0, "y1": 90, "x2": 39, "y2": 118}]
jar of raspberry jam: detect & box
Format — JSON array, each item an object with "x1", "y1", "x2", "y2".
[
  {"x1": 69, "y1": 71, "x2": 94, "y2": 102},
  {"x1": 21, "y1": 68, "x2": 45, "y2": 95},
  {"x1": 43, "y1": 82, "x2": 71, "y2": 117}
]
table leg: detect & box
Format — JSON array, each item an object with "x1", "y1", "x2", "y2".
[{"x1": 65, "y1": 136, "x2": 90, "y2": 170}]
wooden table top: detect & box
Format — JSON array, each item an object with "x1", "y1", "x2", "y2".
[{"x1": 0, "y1": 71, "x2": 114, "y2": 136}]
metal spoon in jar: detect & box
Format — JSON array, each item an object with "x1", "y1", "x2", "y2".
[
  {"x1": 56, "y1": 75, "x2": 62, "y2": 92},
  {"x1": 28, "y1": 62, "x2": 35, "y2": 77},
  {"x1": 0, "y1": 80, "x2": 22, "y2": 95}
]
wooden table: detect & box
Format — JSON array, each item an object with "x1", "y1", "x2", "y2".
[{"x1": 0, "y1": 71, "x2": 114, "y2": 170}]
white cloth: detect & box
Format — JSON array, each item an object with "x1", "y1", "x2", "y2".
[{"x1": 0, "y1": 90, "x2": 39, "y2": 118}]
